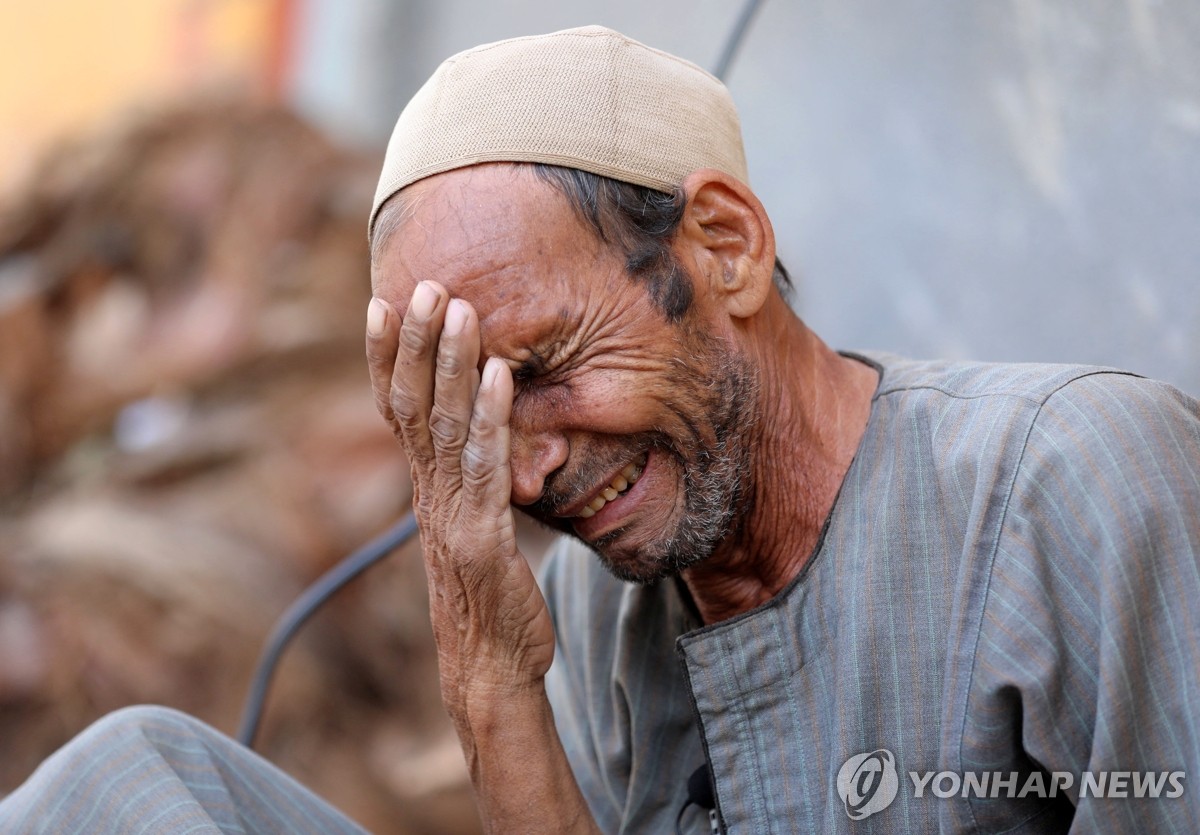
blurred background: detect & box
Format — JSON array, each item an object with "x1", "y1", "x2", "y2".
[{"x1": 0, "y1": 1, "x2": 1196, "y2": 832}]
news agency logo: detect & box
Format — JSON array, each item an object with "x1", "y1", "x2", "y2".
[
  {"x1": 837, "y1": 748, "x2": 1188, "y2": 821},
  {"x1": 836, "y1": 749, "x2": 900, "y2": 820}
]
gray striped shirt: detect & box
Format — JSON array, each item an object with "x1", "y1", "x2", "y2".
[{"x1": 541, "y1": 352, "x2": 1200, "y2": 833}]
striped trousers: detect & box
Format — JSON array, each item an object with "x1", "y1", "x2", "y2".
[{"x1": 0, "y1": 706, "x2": 368, "y2": 834}]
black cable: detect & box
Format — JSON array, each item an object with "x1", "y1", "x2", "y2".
[
  {"x1": 675, "y1": 800, "x2": 691, "y2": 835},
  {"x1": 712, "y1": 0, "x2": 766, "y2": 82},
  {"x1": 236, "y1": 512, "x2": 418, "y2": 748}
]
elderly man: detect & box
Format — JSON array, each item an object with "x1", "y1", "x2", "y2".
[
  {"x1": 360, "y1": 24, "x2": 1200, "y2": 834},
  {"x1": 2, "y1": 25, "x2": 1198, "y2": 835}
]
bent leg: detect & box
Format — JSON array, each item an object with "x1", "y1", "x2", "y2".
[{"x1": 0, "y1": 705, "x2": 368, "y2": 835}]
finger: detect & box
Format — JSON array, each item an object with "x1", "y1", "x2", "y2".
[
  {"x1": 365, "y1": 297, "x2": 400, "y2": 424},
  {"x1": 391, "y1": 280, "x2": 448, "y2": 467},
  {"x1": 429, "y1": 299, "x2": 482, "y2": 484},
  {"x1": 461, "y1": 357, "x2": 516, "y2": 521}
]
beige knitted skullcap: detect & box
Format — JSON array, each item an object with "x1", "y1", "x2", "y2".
[{"x1": 368, "y1": 25, "x2": 749, "y2": 237}]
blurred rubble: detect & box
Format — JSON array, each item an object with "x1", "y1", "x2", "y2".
[{"x1": 0, "y1": 101, "x2": 480, "y2": 834}]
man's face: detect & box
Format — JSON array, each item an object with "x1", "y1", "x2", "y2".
[{"x1": 372, "y1": 165, "x2": 758, "y2": 583}]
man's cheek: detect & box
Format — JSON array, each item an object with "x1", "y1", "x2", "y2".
[{"x1": 546, "y1": 376, "x2": 673, "y2": 436}]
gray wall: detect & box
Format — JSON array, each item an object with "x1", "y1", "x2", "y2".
[{"x1": 294, "y1": 0, "x2": 1200, "y2": 394}]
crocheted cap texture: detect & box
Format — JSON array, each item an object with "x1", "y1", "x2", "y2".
[{"x1": 369, "y1": 25, "x2": 748, "y2": 237}]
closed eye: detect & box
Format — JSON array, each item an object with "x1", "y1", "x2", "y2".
[
  {"x1": 515, "y1": 349, "x2": 563, "y2": 384},
  {"x1": 514, "y1": 357, "x2": 545, "y2": 384}
]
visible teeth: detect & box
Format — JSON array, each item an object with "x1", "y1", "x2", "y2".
[
  {"x1": 577, "y1": 453, "x2": 650, "y2": 519},
  {"x1": 621, "y1": 453, "x2": 648, "y2": 484}
]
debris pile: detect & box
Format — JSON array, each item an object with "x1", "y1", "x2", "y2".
[{"x1": 0, "y1": 101, "x2": 478, "y2": 834}]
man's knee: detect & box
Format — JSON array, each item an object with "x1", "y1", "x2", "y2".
[
  {"x1": 89, "y1": 704, "x2": 205, "y2": 733},
  {"x1": 0, "y1": 705, "x2": 224, "y2": 832},
  {"x1": 68, "y1": 704, "x2": 219, "y2": 761}
]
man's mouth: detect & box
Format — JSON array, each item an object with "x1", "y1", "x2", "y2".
[{"x1": 576, "y1": 452, "x2": 648, "y2": 518}]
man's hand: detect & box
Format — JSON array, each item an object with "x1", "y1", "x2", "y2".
[
  {"x1": 365, "y1": 281, "x2": 597, "y2": 833},
  {"x1": 365, "y1": 280, "x2": 556, "y2": 724}
]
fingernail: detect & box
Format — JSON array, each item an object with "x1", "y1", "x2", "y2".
[
  {"x1": 410, "y1": 282, "x2": 437, "y2": 319},
  {"x1": 366, "y1": 298, "x2": 387, "y2": 336},
  {"x1": 481, "y1": 358, "x2": 502, "y2": 390},
  {"x1": 444, "y1": 299, "x2": 468, "y2": 336}
]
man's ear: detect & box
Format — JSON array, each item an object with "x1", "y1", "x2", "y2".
[{"x1": 677, "y1": 168, "x2": 776, "y2": 319}]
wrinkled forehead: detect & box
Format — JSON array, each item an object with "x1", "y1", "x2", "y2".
[
  {"x1": 373, "y1": 165, "x2": 530, "y2": 262},
  {"x1": 369, "y1": 163, "x2": 605, "y2": 310}
]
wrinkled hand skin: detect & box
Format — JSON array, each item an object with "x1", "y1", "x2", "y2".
[
  {"x1": 365, "y1": 280, "x2": 555, "y2": 725},
  {"x1": 366, "y1": 282, "x2": 600, "y2": 835}
]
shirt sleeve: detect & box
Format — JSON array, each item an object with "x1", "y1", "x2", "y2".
[{"x1": 969, "y1": 372, "x2": 1200, "y2": 832}]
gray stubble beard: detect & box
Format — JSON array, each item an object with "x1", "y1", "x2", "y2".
[{"x1": 594, "y1": 344, "x2": 760, "y2": 585}]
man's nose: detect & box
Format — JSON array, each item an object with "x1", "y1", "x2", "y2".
[{"x1": 509, "y1": 428, "x2": 569, "y2": 507}]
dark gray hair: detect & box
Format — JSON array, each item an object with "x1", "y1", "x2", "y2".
[{"x1": 370, "y1": 163, "x2": 792, "y2": 321}]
